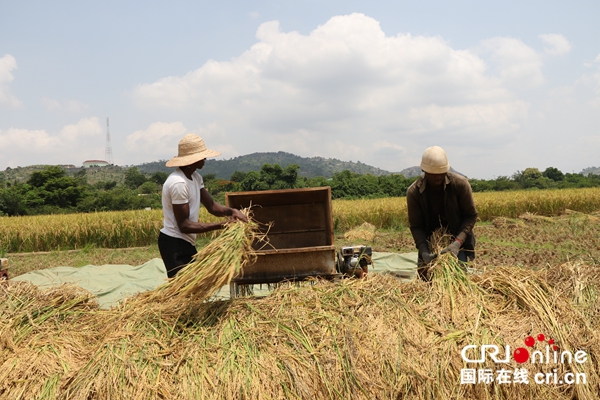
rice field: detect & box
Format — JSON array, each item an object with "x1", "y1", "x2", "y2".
[{"x1": 2, "y1": 187, "x2": 599, "y2": 254}]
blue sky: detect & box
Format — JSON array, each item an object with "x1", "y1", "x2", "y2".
[{"x1": 1, "y1": 0, "x2": 599, "y2": 179}]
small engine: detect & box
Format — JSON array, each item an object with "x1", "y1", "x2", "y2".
[{"x1": 336, "y1": 246, "x2": 373, "y2": 278}]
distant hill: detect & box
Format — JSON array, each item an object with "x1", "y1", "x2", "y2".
[
  {"x1": 0, "y1": 165, "x2": 126, "y2": 186},
  {"x1": 0, "y1": 153, "x2": 397, "y2": 185},
  {"x1": 135, "y1": 151, "x2": 394, "y2": 179},
  {"x1": 581, "y1": 166, "x2": 600, "y2": 176},
  {"x1": 2, "y1": 153, "x2": 596, "y2": 184},
  {"x1": 397, "y1": 166, "x2": 422, "y2": 178}
]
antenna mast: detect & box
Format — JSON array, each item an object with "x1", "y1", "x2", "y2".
[{"x1": 105, "y1": 117, "x2": 113, "y2": 165}]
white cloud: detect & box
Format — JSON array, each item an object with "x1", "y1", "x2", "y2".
[
  {"x1": 585, "y1": 54, "x2": 600, "y2": 68},
  {"x1": 0, "y1": 117, "x2": 104, "y2": 166},
  {"x1": 41, "y1": 97, "x2": 89, "y2": 113},
  {"x1": 123, "y1": 121, "x2": 232, "y2": 164},
  {"x1": 539, "y1": 34, "x2": 572, "y2": 56},
  {"x1": 131, "y1": 13, "x2": 530, "y2": 173},
  {"x1": 248, "y1": 11, "x2": 260, "y2": 19},
  {"x1": 478, "y1": 37, "x2": 545, "y2": 88},
  {"x1": 0, "y1": 54, "x2": 23, "y2": 108},
  {"x1": 0, "y1": 128, "x2": 59, "y2": 152},
  {"x1": 59, "y1": 117, "x2": 103, "y2": 141},
  {"x1": 124, "y1": 121, "x2": 190, "y2": 160}
]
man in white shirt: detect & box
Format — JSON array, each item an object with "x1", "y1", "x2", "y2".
[{"x1": 158, "y1": 134, "x2": 247, "y2": 278}]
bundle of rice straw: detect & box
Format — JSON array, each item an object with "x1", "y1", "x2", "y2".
[{"x1": 124, "y1": 208, "x2": 267, "y2": 316}]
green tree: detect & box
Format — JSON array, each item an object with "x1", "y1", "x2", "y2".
[
  {"x1": 512, "y1": 168, "x2": 552, "y2": 189},
  {"x1": 470, "y1": 179, "x2": 494, "y2": 192},
  {"x1": 329, "y1": 170, "x2": 382, "y2": 198},
  {"x1": 238, "y1": 171, "x2": 269, "y2": 191},
  {"x1": 77, "y1": 187, "x2": 159, "y2": 212},
  {"x1": 237, "y1": 164, "x2": 300, "y2": 191},
  {"x1": 94, "y1": 180, "x2": 118, "y2": 190},
  {"x1": 149, "y1": 172, "x2": 168, "y2": 185},
  {"x1": 124, "y1": 167, "x2": 147, "y2": 189},
  {"x1": 138, "y1": 181, "x2": 160, "y2": 194},
  {"x1": 493, "y1": 176, "x2": 519, "y2": 191},
  {"x1": 542, "y1": 167, "x2": 564, "y2": 182},
  {"x1": 26, "y1": 166, "x2": 86, "y2": 209},
  {"x1": 0, "y1": 186, "x2": 26, "y2": 216},
  {"x1": 230, "y1": 171, "x2": 247, "y2": 182},
  {"x1": 28, "y1": 166, "x2": 65, "y2": 188},
  {"x1": 377, "y1": 174, "x2": 414, "y2": 197}
]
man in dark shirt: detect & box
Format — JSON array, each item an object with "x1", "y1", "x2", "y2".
[{"x1": 406, "y1": 146, "x2": 478, "y2": 280}]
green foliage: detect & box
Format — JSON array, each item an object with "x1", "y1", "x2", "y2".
[
  {"x1": 124, "y1": 167, "x2": 147, "y2": 189},
  {"x1": 237, "y1": 164, "x2": 301, "y2": 191},
  {"x1": 229, "y1": 171, "x2": 247, "y2": 182},
  {"x1": 77, "y1": 187, "x2": 160, "y2": 212},
  {"x1": 511, "y1": 167, "x2": 553, "y2": 189},
  {"x1": 543, "y1": 167, "x2": 564, "y2": 182},
  {"x1": 138, "y1": 181, "x2": 160, "y2": 195},
  {"x1": 0, "y1": 186, "x2": 27, "y2": 216},
  {"x1": 24, "y1": 166, "x2": 87, "y2": 212},
  {"x1": 323, "y1": 171, "x2": 416, "y2": 199},
  {"x1": 95, "y1": 180, "x2": 118, "y2": 190},
  {"x1": 149, "y1": 172, "x2": 168, "y2": 185},
  {"x1": 1, "y1": 162, "x2": 599, "y2": 217}
]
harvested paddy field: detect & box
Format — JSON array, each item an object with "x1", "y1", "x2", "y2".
[{"x1": 2, "y1": 208, "x2": 600, "y2": 399}]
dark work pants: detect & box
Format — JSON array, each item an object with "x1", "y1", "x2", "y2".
[{"x1": 158, "y1": 232, "x2": 197, "y2": 278}]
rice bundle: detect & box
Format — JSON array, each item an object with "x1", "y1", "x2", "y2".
[{"x1": 120, "y1": 209, "x2": 266, "y2": 319}]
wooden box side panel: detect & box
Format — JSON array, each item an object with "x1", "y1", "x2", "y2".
[
  {"x1": 233, "y1": 247, "x2": 337, "y2": 283},
  {"x1": 226, "y1": 187, "x2": 334, "y2": 248}
]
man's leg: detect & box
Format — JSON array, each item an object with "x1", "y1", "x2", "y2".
[{"x1": 158, "y1": 232, "x2": 197, "y2": 278}]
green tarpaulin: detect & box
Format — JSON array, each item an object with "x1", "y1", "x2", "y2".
[
  {"x1": 12, "y1": 258, "x2": 168, "y2": 309},
  {"x1": 12, "y1": 252, "x2": 418, "y2": 309}
]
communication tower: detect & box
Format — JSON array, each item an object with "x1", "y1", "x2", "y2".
[{"x1": 105, "y1": 117, "x2": 113, "y2": 165}]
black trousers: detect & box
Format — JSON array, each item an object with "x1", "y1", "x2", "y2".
[{"x1": 158, "y1": 232, "x2": 197, "y2": 278}]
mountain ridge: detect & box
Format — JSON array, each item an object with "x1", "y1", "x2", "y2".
[
  {"x1": 134, "y1": 151, "x2": 411, "y2": 179},
  {"x1": 1, "y1": 152, "x2": 597, "y2": 184}
]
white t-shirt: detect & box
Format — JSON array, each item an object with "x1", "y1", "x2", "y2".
[{"x1": 160, "y1": 169, "x2": 204, "y2": 245}]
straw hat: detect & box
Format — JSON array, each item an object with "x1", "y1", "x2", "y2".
[
  {"x1": 166, "y1": 134, "x2": 221, "y2": 167},
  {"x1": 420, "y1": 146, "x2": 450, "y2": 174}
]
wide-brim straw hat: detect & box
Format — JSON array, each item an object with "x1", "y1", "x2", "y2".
[{"x1": 166, "y1": 134, "x2": 221, "y2": 167}]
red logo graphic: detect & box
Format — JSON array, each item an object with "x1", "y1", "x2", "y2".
[{"x1": 513, "y1": 333, "x2": 559, "y2": 364}]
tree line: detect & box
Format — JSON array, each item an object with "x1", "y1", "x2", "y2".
[{"x1": 0, "y1": 164, "x2": 598, "y2": 216}]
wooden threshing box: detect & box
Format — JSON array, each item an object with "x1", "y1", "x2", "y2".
[{"x1": 226, "y1": 187, "x2": 337, "y2": 284}]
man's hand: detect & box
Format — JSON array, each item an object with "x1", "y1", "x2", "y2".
[
  {"x1": 230, "y1": 208, "x2": 248, "y2": 223},
  {"x1": 419, "y1": 244, "x2": 437, "y2": 264},
  {"x1": 421, "y1": 251, "x2": 437, "y2": 264},
  {"x1": 441, "y1": 240, "x2": 461, "y2": 257}
]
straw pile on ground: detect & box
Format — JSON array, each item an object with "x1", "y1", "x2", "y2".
[{"x1": 1, "y1": 224, "x2": 599, "y2": 399}]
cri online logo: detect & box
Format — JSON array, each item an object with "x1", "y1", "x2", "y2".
[
  {"x1": 461, "y1": 333, "x2": 588, "y2": 365},
  {"x1": 513, "y1": 333, "x2": 557, "y2": 363}
]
